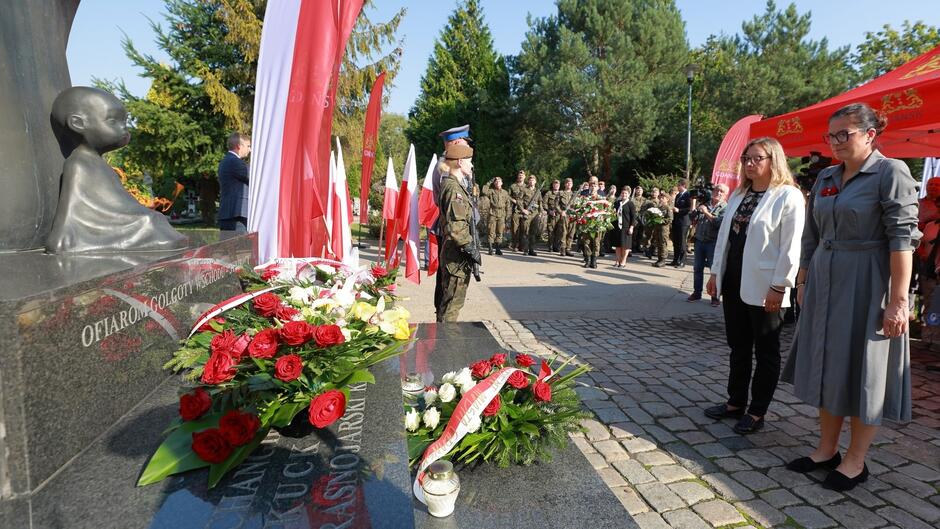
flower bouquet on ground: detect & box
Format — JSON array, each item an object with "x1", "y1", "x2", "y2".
[
  {"x1": 643, "y1": 207, "x2": 666, "y2": 226},
  {"x1": 570, "y1": 197, "x2": 614, "y2": 235},
  {"x1": 406, "y1": 353, "x2": 591, "y2": 470},
  {"x1": 138, "y1": 259, "x2": 411, "y2": 488}
]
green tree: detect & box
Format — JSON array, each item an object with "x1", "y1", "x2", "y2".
[
  {"x1": 406, "y1": 0, "x2": 514, "y2": 185},
  {"x1": 854, "y1": 21, "x2": 940, "y2": 81},
  {"x1": 637, "y1": 1, "x2": 854, "y2": 184},
  {"x1": 512, "y1": 0, "x2": 687, "y2": 183}
]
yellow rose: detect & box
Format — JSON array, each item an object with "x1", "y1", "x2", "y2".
[{"x1": 350, "y1": 301, "x2": 377, "y2": 322}]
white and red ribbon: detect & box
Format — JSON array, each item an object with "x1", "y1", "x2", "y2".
[{"x1": 187, "y1": 285, "x2": 285, "y2": 338}]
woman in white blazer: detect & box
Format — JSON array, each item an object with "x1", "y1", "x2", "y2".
[{"x1": 704, "y1": 137, "x2": 805, "y2": 434}]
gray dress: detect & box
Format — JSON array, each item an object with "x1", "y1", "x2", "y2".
[{"x1": 782, "y1": 150, "x2": 920, "y2": 425}]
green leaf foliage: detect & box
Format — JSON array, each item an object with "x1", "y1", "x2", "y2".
[{"x1": 137, "y1": 412, "x2": 223, "y2": 485}]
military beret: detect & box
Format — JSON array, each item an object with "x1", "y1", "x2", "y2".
[{"x1": 444, "y1": 143, "x2": 474, "y2": 160}]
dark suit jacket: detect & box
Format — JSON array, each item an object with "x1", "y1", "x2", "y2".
[
  {"x1": 217, "y1": 151, "x2": 249, "y2": 221},
  {"x1": 673, "y1": 190, "x2": 692, "y2": 226}
]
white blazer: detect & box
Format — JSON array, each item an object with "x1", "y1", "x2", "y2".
[{"x1": 711, "y1": 185, "x2": 805, "y2": 307}]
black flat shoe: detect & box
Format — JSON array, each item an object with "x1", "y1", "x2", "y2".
[
  {"x1": 786, "y1": 452, "x2": 842, "y2": 473},
  {"x1": 704, "y1": 404, "x2": 745, "y2": 420},
  {"x1": 732, "y1": 414, "x2": 764, "y2": 434},
  {"x1": 822, "y1": 464, "x2": 869, "y2": 491}
]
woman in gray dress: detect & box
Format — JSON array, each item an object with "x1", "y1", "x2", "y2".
[{"x1": 782, "y1": 103, "x2": 920, "y2": 492}]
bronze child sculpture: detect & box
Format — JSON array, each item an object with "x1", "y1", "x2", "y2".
[{"x1": 45, "y1": 87, "x2": 188, "y2": 254}]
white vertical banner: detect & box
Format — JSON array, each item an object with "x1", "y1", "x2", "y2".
[{"x1": 246, "y1": 0, "x2": 302, "y2": 262}]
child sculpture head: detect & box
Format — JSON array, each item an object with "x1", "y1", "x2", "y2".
[{"x1": 51, "y1": 86, "x2": 130, "y2": 154}]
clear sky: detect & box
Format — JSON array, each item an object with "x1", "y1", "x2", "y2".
[{"x1": 68, "y1": 1, "x2": 940, "y2": 116}]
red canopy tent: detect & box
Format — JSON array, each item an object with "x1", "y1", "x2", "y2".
[{"x1": 750, "y1": 44, "x2": 940, "y2": 158}]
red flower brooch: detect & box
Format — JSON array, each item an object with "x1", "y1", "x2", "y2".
[{"x1": 820, "y1": 185, "x2": 839, "y2": 197}]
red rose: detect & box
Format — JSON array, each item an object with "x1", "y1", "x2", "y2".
[
  {"x1": 515, "y1": 354, "x2": 535, "y2": 368},
  {"x1": 197, "y1": 317, "x2": 226, "y2": 333},
  {"x1": 471, "y1": 359, "x2": 492, "y2": 379},
  {"x1": 371, "y1": 264, "x2": 388, "y2": 278},
  {"x1": 483, "y1": 395, "x2": 501, "y2": 417},
  {"x1": 533, "y1": 381, "x2": 552, "y2": 402},
  {"x1": 313, "y1": 324, "x2": 345, "y2": 347},
  {"x1": 308, "y1": 390, "x2": 346, "y2": 428},
  {"x1": 386, "y1": 284, "x2": 397, "y2": 292},
  {"x1": 490, "y1": 353, "x2": 507, "y2": 366},
  {"x1": 507, "y1": 370, "x2": 529, "y2": 389},
  {"x1": 276, "y1": 305, "x2": 300, "y2": 320},
  {"x1": 179, "y1": 388, "x2": 212, "y2": 421},
  {"x1": 231, "y1": 333, "x2": 251, "y2": 360},
  {"x1": 260, "y1": 266, "x2": 280, "y2": 281},
  {"x1": 191, "y1": 428, "x2": 233, "y2": 463},
  {"x1": 248, "y1": 328, "x2": 280, "y2": 359},
  {"x1": 219, "y1": 409, "x2": 261, "y2": 446},
  {"x1": 252, "y1": 293, "x2": 282, "y2": 317},
  {"x1": 274, "y1": 354, "x2": 304, "y2": 382},
  {"x1": 201, "y1": 350, "x2": 237, "y2": 384},
  {"x1": 210, "y1": 330, "x2": 238, "y2": 356},
  {"x1": 279, "y1": 321, "x2": 312, "y2": 346}
]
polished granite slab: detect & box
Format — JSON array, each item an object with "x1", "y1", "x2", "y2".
[
  {"x1": 0, "y1": 232, "x2": 256, "y2": 499},
  {"x1": 0, "y1": 322, "x2": 628, "y2": 528}
]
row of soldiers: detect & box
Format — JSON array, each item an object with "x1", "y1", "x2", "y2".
[
  {"x1": 472, "y1": 172, "x2": 679, "y2": 264},
  {"x1": 474, "y1": 171, "x2": 578, "y2": 257}
]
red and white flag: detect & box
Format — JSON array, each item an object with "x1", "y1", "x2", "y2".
[
  {"x1": 360, "y1": 72, "x2": 386, "y2": 221},
  {"x1": 328, "y1": 140, "x2": 356, "y2": 266},
  {"x1": 383, "y1": 157, "x2": 400, "y2": 262},
  {"x1": 247, "y1": 0, "x2": 362, "y2": 262},
  {"x1": 418, "y1": 155, "x2": 440, "y2": 275},
  {"x1": 391, "y1": 145, "x2": 420, "y2": 284}
]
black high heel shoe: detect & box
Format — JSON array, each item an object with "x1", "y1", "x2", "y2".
[
  {"x1": 785, "y1": 452, "x2": 842, "y2": 473},
  {"x1": 822, "y1": 463, "x2": 868, "y2": 491}
]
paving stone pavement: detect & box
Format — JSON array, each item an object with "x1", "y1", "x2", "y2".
[{"x1": 484, "y1": 315, "x2": 940, "y2": 529}]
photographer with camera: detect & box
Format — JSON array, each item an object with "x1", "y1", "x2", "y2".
[{"x1": 687, "y1": 184, "x2": 728, "y2": 306}]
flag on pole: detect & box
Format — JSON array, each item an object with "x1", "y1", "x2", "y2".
[
  {"x1": 419, "y1": 155, "x2": 440, "y2": 275},
  {"x1": 383, "y1": 157, "x2": 399, "y2": 262},
  {"x1": 331, "y1": 138, "x2": 356, "y2": 266},
  {"x1": 360, "y1": 72, "x2": 386, "y2": 222},
  {"x1": 391, "y1": 145, "x2": 420, "y2": 284}
]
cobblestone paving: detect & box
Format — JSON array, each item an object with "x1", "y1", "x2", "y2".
[{"x1": 485, "y1": 315, "x2": 940, "y2": 529}]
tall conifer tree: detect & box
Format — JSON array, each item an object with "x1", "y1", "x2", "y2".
[{"x1": 406, "y1": 0, "x2": 513, "y2": 184}]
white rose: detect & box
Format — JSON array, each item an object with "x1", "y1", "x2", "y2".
[
  {"x1": 424, "y1": 388, "x2": 438, "y2": 406},
  {"x1": 441, "y1": 371, "x2": 458, "y2": 384},
  {"x1": 438, "y1": 383, "x2": 457, "y2": 403},
  {"x1": 453, "y1": 367, "x2": 473, "y2": 388},
  {"x1": 422, "y1": 407, "x2": 441, "y2": 429},
  {"x1": 288, "y1": 286, "x2": 310, "y2": 304},
  {"x1": 466, "y1": 414, "x2": 482, "y2": 433},
  {"x1": 405, "y1": 408, "x2": 420, "y2": 432},
  {"x1": 458, "y1": 379, "x2": 476, "y2": 394}
]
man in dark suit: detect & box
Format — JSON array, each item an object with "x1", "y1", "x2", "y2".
[
  {"x1": 217, "y1": 132, "x2": 251, "y2": 231},
  {"x1": 670, "y1": 178, "x2": 692, "y2": 267}
]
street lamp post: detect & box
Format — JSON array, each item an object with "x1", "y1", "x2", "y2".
[{"x1": 684, "y1": 63, "x2": 699, "y2": 182}]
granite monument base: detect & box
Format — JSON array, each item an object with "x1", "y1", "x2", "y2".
[
  {"x1": 0, "y1": 232, "x2": 256, "y2": 500},
  {"x1": 1, "y1": 321, "x2": 628, "y2": 529}
]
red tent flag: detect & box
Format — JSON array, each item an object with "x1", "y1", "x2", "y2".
[
  {"x1": 750, "y1": 44, "x2": 940, "y2": 159},
  {"x1": 712, "y1": 115, "x2": 763, "y2": 193},
  {"x1": 360, "y1": 72, "x2": 386, "y2": 221}
]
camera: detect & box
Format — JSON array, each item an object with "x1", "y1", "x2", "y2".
[{"x1": 689, "y1": 182, "x2": 713, "y2": 204}]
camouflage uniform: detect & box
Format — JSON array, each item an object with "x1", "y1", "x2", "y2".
[
  {"x1": 509, "y1": 181, "x2": 526, "y2": 250},
  {"x1": 561, "y1": 190, "x2": 577, "y2": 256},
  {"x1": 542, "y1": 189, "x2": 562, "y2": 251},
  {"x1": 437, "y1": 172, "x2": 477, "y2": 322},
  {"x1": 580, "y1": 193, "x2": 605, "y2": 264},
  {"x1": 651, "y1": 199, "x2": 673, "y2": 266},
  {"x1": 516, "y1": 186, "x2": 542, "y2": 254},
  {"x1": 487, "y1": 187, "x2": 511, "y2": 253}
]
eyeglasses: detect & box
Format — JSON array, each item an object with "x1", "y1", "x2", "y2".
[
  {"x1": 823, "y1": 129, "x2": 860, "y2": 145},
  {"x1": 740, "y1": 155, "x2": 771, "y2": 165}
]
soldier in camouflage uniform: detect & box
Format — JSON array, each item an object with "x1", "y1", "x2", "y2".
[
  {"x1": 641, "y1": 187, "x2": 660, "y2": 258},
  {"x1": 651, "y1": 192, "x2": 673, "y2": 267},
  {"x1": 516, "y1": 174, "x2": 542, "y2": 256},
  {"x1": 508, "y1": 171, "x2": 526, "y2": 251},
  {"x1": 436, "y1": 143, "x2": 481, "y2": 322},
  {"x1": 486, "y1": 177, "x2": 510, "y2": 255},
  {"x1": 542, "y1": 179, "x2": 562, "y2": 252},
  {"x1": 580, "y1": 177, "x2": 605, "y2": 268},
  {"x1": 478, "y1": 180, "x2": 492, "y2": 244},
  {"x1": 561, "y1": 178, "x2": 577, "y2": 256}
]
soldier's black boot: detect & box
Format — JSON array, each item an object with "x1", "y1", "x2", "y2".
[
  {"x1": 528, "y1": 248, "x2": 538, "y2": 256},
  {"x1": 589, "y1": 255, "x2": 597, "y2": 268},
  {"x1": 495, "y1": 243, "x2": 503, "y2": 255},
  {"x1": 488, "y1": 243, "x2": 494, "y2": 256},
  {"x1": 582, "y1": 256, "x2": 589, "y2": 267}
]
